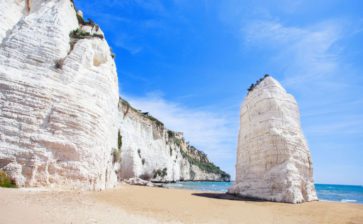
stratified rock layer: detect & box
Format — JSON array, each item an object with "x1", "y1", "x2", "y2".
[
  {"x1": 228, "y1": 77, "x2": 317, "y2": 203},
  {"x1": 0, "y1": 0, "x2": 119, "y2": 189}
]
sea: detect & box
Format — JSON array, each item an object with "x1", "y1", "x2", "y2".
[{"x1": 165, "y1": 182, "x2": 363, "y2": 204}]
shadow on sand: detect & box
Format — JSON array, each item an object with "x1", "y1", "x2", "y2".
[{"x1": 191, "y1": 193, "x2": 267, "y2": 202}]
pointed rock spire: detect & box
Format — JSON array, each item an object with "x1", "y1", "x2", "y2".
[{"x1": 228, "y1": 76, "x2": 318, "y2": 203}]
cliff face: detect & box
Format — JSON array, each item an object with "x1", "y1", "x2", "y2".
[
  {"x1": 0, "y1": 0, "x2": 228, "y2": 189},
  {"x1": 228, "y1": 76, "x2": 317, "y2": 203},
  {"x1": 0, "y1": 0, "x2": 119, "y2": 190},
  {"x1": 118, "y1": 99, "x2": 230, "y2": 182}
]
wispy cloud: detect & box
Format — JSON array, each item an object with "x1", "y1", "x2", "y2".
[
  {"x1": 305, "y1": 116, "x2": 363, "y2": 136},
  {"x1": 243, "y1": 19, "x2": 363, "y2": 141},
  {"x1": 113, "y1": 34, "x2": 144, "y2": 55},
  {"x1": 243, "y1": 20, "x2": 360, "y2": 105},
  {"x1": 243, "y1": 20, "x2": 344, "y2": 87},
  {"x1": 242, "y1": 18, "x2": 363, "y2": 185},
  {"x1": 122, "y1": 93, "x2": 238, "y2": 174}
]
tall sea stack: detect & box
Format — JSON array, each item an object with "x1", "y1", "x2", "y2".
[{"x1": 228, "y1": 76, "x2": 317, "y2": 203}]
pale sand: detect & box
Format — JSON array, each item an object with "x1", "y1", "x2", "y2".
[{"x1": 1, "y1": 184, "x2": 363, "y2": 224}]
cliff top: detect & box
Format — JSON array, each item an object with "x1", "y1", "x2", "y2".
[{"x1": 119, "y1": 98, "x2": 230, "y2": 180}]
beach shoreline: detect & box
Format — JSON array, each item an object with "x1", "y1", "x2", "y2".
[{"x1": 1, "y1": 184, "x2": 363, "y2": 224}]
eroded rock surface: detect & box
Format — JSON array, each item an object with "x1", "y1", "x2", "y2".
[
  {"x1": 124, "y1": 177, "x2": 154, "y2": 187},
  {"x1": 228, "y1": 76, "x2": 317, "y2": 203},
  {"x1": 0, "y1": 0, "x2": 229, "y2": 190},
  {"x1": 0, "y1": 0, "x2": 119, "y2": 190}
]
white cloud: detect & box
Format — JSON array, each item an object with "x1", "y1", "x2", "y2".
[
  {"x1": 122, "y1": 93, "x2": 238, "y2": 174},
  {"x1": 243, "y1": 20, "x2": 343, "y2": 88},
  {"x1": 114, "y1": 35, "x2": 143, "y2": 55},
  {"x1": 242, "y1": 19, "x2": 363, "y2": 108}
]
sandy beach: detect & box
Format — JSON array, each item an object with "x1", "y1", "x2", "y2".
[{"x1": 1, "y1": 184, "x2": 363, "y2": 224}]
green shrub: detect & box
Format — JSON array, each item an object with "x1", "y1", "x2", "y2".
[
  {"x1": 92, "y1": 33, "x2": 104, "y2": 39},
  {"x1": 247, "y1": 84, "x2": 255, "y2": 92},
  {"x1": 110, "y1": 48, "x2": 116, "y2": 59},
  {"x1": 174, "y1": 138, "x2": 182, "y2": 147},
  {"x1": 76, "y1": 15, "x2": 96, "y2": 27},
  {"x1": 71, "y1": 0, "x2": 99, "y2": 29},
  {"x1": 181, "y1": 148, "x2": 230, "y2": 179},
  {"x1": 85, "y1": 18, "x2": 95, "y2": 27},
  {"x1": 112, "y1": 130, "x2": 123, "y2": 164},
  {"x1": 167, "y1": 130, "x2": 175, "y2": 139},
  {"x1": 69, "y1": 28, "x2": 104, "y2": 40},
  {"x1": 70, "y1": 28, "x2": 90, "y2": 39},
  {"x1": 0, "y1": 170, "x2": 16, "y2": 188},
  {"x1": 117, "y1": 130, "x2": 122, "y2": 150},
  {"x1": 247, "y1": 74, "x2": 270, "y2": 93},
  {"x1": 167, "y1": 130, "x2": 183, "y2": 147},
  {"x1": 112, "y1": 148, "x2": 121, "y2": 163},
  {"x1": 153, "y1": 168, "x2": 167, "y2": 179},
  {"x1": 77, "y1": 14, "x2": 85, "y2": 25},
  {"x1": 147, "y1": 115, "x2": 164, "y2": 129},
  {"x1": 161, "y1": 168, "x2": 167, "y2": 177}
]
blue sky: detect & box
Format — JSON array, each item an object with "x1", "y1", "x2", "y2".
[{"x1": 75, "y1": 0, "x2": 363, "y2": 185}]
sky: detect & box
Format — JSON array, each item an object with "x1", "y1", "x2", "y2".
[{"x1": 75, "y1": 0, "x2": 363, "y2": 185}]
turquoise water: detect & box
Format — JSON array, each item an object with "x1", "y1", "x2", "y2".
[{"x1": 165, "y1": 182, "x2": 363, "y2": 204}]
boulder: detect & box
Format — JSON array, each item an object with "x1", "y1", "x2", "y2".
[{"x1": 124, "y1": 177, "x2": 154, "y2": 187}]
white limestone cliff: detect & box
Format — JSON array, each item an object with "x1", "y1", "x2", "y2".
[
  {"x1": 0, "y1": 0, "x2": 229, "y2": 189},
  {"x1": 0, "y1": 0, "x2": 119, "y2": 190},
  {"x1": 228, "y1": 76, "x2": 317, "y2": 203},
  {"x1": 118, "y1": 99, "x2": 230, "y2": 182}
]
